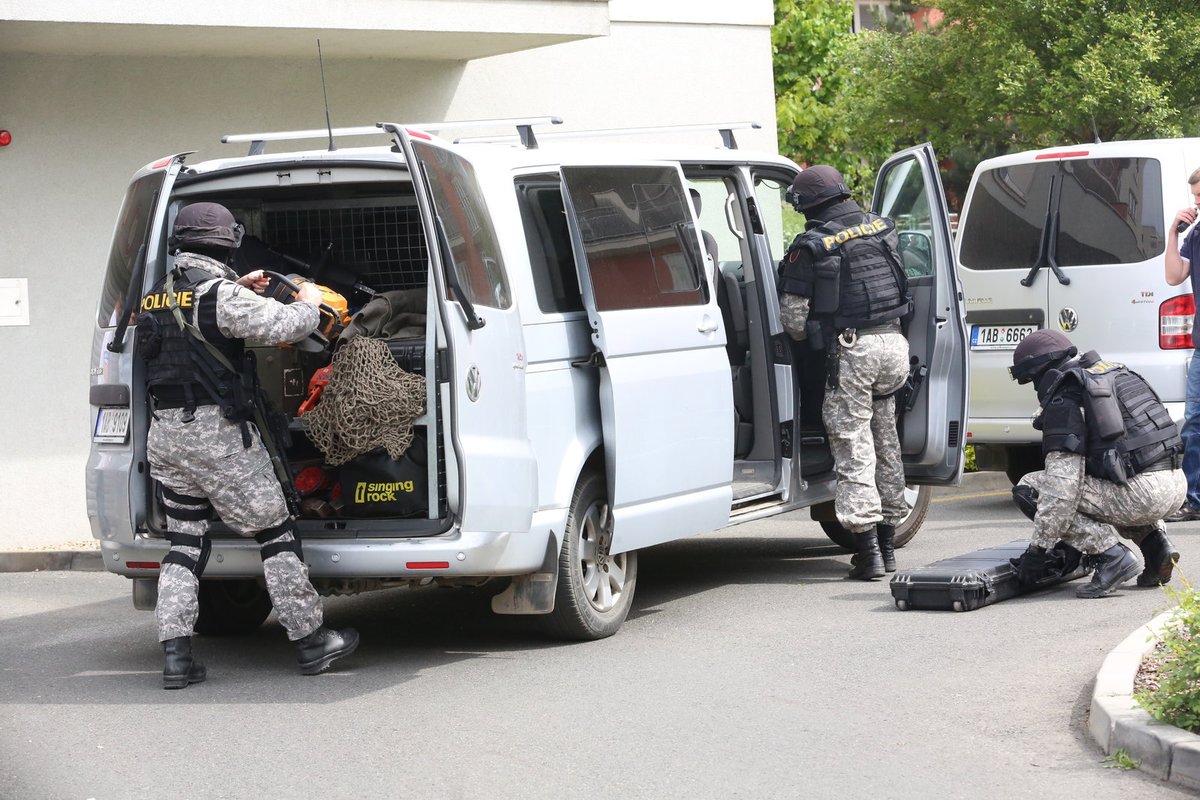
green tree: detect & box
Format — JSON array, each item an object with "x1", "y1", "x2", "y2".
[
  {"x1": 835, "y1": 0, "x2": 1200, "y2": 181},
  {"x1": 774, "y1": 0, "x2": 877, "y2": 194}
]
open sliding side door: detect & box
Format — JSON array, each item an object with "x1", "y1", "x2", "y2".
[
  {"x1": 872, "y1": 143, "x2": 968, "y2": 484},
  {"x1": 559, "y1": 163, "x2": 734, "y2": 554}
]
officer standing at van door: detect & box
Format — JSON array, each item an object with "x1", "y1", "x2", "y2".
[
  {"x1": 777, "y1": 166, "x2": 912, "y2": 580},
  {"x1": 1008, "y1": 330, "x2": 1185, "y2": 598},
  {"x1": 1163, "y1": 166, "x2": 1200, "y2": 522},
  {"x1": 137, "y1": 202, "x2": 359, "y2": 688}
]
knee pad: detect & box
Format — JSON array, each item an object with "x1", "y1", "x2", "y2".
[
  {"x1": 161, "y1": 531, "x2": 212, "y2": 577},
  {"x1": 255, "y1": 519, "x2": 304, "y2": 562},
  {"x1": 1012, "y1": 485, "x2": 1039, "y2": 522}
]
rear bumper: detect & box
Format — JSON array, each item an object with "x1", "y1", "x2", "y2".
[
  {"x1": 967, "y1": 402, "x2": 1184, "y2": 446},
  {"x1": 99, "y1": 525, "x2": 553, "y2": 580}
]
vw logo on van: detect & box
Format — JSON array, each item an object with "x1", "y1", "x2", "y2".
[
  {"x1": 1058, "y1": 308, "x2": 1079, "y2": 333},
  {"x1": 465, "y1": 364, "x2": 481, "y2": 402}
]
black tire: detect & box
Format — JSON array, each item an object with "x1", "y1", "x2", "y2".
[
  {"x1": 821, "y1": 484, "x2": 932, "y2": 552},
  {"x1": 195, "y1": 579, "x2": 273, "y2": 636},
  {"x1": 540, "y1": 469, "x2": 638, "y2": 641},
  {"x1": 1004, "y1": 446, "x2": 1045, "y2": 486}
]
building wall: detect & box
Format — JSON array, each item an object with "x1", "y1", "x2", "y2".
[{"x1": 0, "y1": 1, "x2": 777, "y2": 544}]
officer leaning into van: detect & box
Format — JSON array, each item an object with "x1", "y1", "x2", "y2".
[
  {"x1": 1008, "y1": 330, "x2": 1185, "y2": 598},
  {"x1": 777, "y1": 166, "x2": 912, "y2": 581},
  {"x1": 137, "y1": 202, "x2": 360, "y2": 688}
]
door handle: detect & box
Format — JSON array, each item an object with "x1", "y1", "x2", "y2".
[{"x1": 698, "y1": 315, "x2": 719, "y2": 334}]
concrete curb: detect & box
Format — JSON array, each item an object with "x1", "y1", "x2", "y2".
[
  {"x1": 1090, "y1": 609, "x2": 1200, "y2": 790},
  {"x1": 0, "y1": 550, "x2": 104, "y2": 573}
]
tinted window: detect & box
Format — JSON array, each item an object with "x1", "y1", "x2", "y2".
[
  {"x1": 959, "y1": 158, "x2": 1164, "y2": 270},
  {"x1": 875, "y1": 155, "x2": 937, "y2": 277},
  {"x1": 562, "y1": 165, "x2": 706, "y2": 312},
  {"x1": 1056, "y1": 158, "x2": 1164, "y2": 266},
  {"x1": 515, "y1": 177, "x2": 583, "y2": 314},
  {"x1": 97, "y1": 172, "x2": 167, "y2": 327},
  {"x1": 412, "y1": 141, "x2": 511, "y2": 309}
]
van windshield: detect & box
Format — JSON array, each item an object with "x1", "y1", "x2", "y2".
[{"x1": 959, "y1": 157, "x2": 1164, "y2": 270}]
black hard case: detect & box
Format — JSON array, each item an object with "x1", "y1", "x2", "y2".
[{"x1": 889, "y1": 540, "x2": 1089, "y2": 612}]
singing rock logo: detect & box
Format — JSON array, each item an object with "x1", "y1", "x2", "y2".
[{"x1": 354, "y1": 480, "x2": 415, "y2": 504}]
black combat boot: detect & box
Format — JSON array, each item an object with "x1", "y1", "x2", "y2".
[
  {"x1": 296, "y1": 626, "x2": 361, "y2": 675},
  {"x1": 848, "y1": 531, "x2": 886, "y2": 580},
  {"x1": 877, "y1": 524, "x2": 897, "y2": 573},
  {"x1": 1076, "y1": 544, "x2": 1141, "y2": 599},
  {"x1": 1136, "y1": 528, "x2": 1179, "y2": 587},
  {"x1": 162, "y1": 636, "x2": 206, "y2": 690}
]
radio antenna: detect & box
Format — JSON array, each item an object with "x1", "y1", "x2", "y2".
[{"x1": 317, "y1": 39, "x2": 337, "y2": 151}]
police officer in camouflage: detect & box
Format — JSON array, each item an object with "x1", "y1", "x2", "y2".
[
  {"x1": 1009, "y1": 329, "x2": 1185, "y2": 598},
  {"x1": 778, "y1": 166, "x2": 913, "y2": 580},
  {"x1": 137, "y1": 202, "x2": 359, "y2": 688}
]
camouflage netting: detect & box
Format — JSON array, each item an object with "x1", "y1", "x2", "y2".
[{"x1": 303, "y1": 337, "x2": 426, "y2": 465}]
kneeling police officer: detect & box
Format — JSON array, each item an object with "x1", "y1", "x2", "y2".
[
  {"x1": 138, "y1": 202, "x2": 359, "y2": 688},
  {"x1": 1009, "y1": 329, "x2": 1185, "y2": 598}
]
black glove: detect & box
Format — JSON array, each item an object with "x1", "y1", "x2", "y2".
[{"x1": 1010, "y1": 546, "x2": 1050, "y2": 585}]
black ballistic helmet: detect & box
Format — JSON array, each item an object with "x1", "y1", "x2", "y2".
[
  {"x1": 786, "y1": 165, "x2": 851, "y2": 212},
  {"x1": 1010, "y1": 329, "x2": 1077, "y2": 384},
  {"x1": 169, "y1": 202, "x2": 245, "y2": 254}
]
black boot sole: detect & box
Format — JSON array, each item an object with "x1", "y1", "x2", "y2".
[
  {"x1": 162, "y1": 669, "x2": 206, "y2": 690},
  {"x1": 1077, "y1": 559, "x2": 1142, "y2": 599},
  {"x1": 299, "y1": 636, "x2": 360, "y2": 676},
  {"x1": 1136, "y1": 551, "x2": 1180, "y2": 587}
]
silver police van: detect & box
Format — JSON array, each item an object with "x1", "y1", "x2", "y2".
[
  {"x1": 88, "y1": 118, "x2": 967, "y2": 640},
  {"x1": 958, "y1": 139, "x2": 1198, "y2": 482}
]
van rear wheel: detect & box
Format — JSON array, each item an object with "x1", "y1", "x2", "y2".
[
  {"x1": 195, "y1": 579, "x2": 273, "y2": 636},
  {"x1": 820, "y1": 485, "x2": 931, "y2": 552},
  {"x1": 540, "y1": 469, "x2": 638, "y2": 641}
]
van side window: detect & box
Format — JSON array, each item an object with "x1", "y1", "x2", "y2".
[
  {"x1": 412, "y1": 141, "x2": 511, "y2": 309},
  {"x1": 98, "y1": 172, "x2": 166, "y2": 327},
  {"x1": 515, "y1": 177, "x2": 583, "y2": 313},
  {"x1": 563, "y1": 166, "x2": 707, "y2": 311}
]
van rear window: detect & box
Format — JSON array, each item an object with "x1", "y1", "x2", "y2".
[
  {"x1": 959, "y1": 158, "x2": 1164, "y2": 270},
  {"x1": 97, "y1": 172, "x2": 166, "y2": 327}
]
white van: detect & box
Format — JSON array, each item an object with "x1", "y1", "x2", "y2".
[
  {"x1": 957, "y1": 139, "x2": 1198, "y2": 482},
  {"x1": 87, "y1": 119, "x2": 967, "y2": 639}
]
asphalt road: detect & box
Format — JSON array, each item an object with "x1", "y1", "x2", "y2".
[{"x1": 2, "y1": 473, "x2": 1197, "y2": 799}]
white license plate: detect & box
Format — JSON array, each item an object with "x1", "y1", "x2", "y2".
[
  {"x1": 971, "y1": 324, "x2": 1038, "y2": 351},
  {"x1": 93, "y1": 407, "x2": 131, "y2": 444}
]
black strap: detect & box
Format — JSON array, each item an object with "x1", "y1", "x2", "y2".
[
  {"x1": 162, "y1": 532, "x2": 212, "y2": 577},
  {"x1": 255, "y1": 519, "x2": 304, "y2": 562},
  {"x1": 157, "y1": 485, "x2": 212, "y2": 521}
]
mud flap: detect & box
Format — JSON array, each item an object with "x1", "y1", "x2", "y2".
[{"x1": 491, "y1": 534, "x2": 558, "y2": 615}]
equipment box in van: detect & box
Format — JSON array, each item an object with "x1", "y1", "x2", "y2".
[
  {"x1": 957, "y1": 139, "x2": 1197, "y2": 482},
  {"x1": 87, "y1": 119, "x2": 967, "y2": 639}
]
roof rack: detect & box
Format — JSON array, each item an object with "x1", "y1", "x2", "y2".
[
  {"x1": 221, "y1": 116, "x2": 563, "y2": 156},
  {"x1": 456, "y1": 121, "x2": 762, "y2": 150}
]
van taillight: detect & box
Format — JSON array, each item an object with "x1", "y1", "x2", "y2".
[{"x1": 1160, "y1": 294, "x2": 1195, "y2": 349}]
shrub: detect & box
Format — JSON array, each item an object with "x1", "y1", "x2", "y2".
[{"x1": 1134, "y1": 573, "x2": 1200, "y2": 733}]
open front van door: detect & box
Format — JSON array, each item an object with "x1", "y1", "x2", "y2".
[
  {"x1": 871, "y1": 143, "x2": 968, "y2": 484},
  {"x1": 559, "y1": 163, "x2": 735, "y2": 554},
  {"x1": 388, "y1": 126, "x2": 537, "y2": 535}
]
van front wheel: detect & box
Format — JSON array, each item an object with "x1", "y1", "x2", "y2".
[
  {"x1": 540, "y1": 469, "x2": 638, "y2": 641},
  {"x1": 820, "y1": 485, "x2": 931, "y2": 552}
]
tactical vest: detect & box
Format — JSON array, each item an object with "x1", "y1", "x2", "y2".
[
  {"x1": 1041, "y1": 352, "x2": 1182, "y2": 484},
  {"x1": 791, "y1": 212, "x2": 911, "y2": 335},
  {"x1": 136, "y1": 266, "x2": 250, "y2": 419}
]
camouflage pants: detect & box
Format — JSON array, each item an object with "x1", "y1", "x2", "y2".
[
  {"x1": 822, "y1": 328, "x2": 910, "y2": 533},
  {"x1": 148, "y1": 406, "x2": 323, "y2": 642},
  {"x1": 1019, "y1": 455, "x2": 1186, "y2": 554}
]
